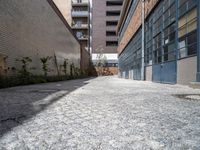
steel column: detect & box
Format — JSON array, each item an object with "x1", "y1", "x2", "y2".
[
  {"x1": 197, "y1": 0, "x2": 200, "y2": 81},
  {"x1": 141, "y1": 0, "x2": 145, "y2": 80}
]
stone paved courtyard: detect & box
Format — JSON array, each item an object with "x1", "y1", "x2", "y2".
[{"x1": 0, "y1": 76, "x2": 200, "y2": 150}]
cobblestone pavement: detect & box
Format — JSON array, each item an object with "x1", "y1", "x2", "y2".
[{"x1": 1, "y1": 76, "x2": 200, "y2": 150}]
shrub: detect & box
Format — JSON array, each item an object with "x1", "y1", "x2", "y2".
[
  {"x1": 16, "y1": 57, "x2": 32, "y2": 77},
  {"x1": 40, "y1": 56, "x2": 52, "y2": 77}
]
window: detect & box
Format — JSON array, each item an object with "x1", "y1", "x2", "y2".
[
  {"x1": 118, "y1": 29, "x2": 142, "y2": 73},
  {"x1": 163, "y1": 2, "x2": 176, "y2": 27},
  {"x1": 178, "y1": 7, "x2": 197, "y2": 58},
  {"x1": 162, "y1": 0, "x2": 177, "y2": 62},
  {"x1": 178, "y1": 8, "x2": 197, "y2": 38},
  {"x1": 73, "y1": 7, "x2": 88, "y2": 12},
  {"x1": 178, "y1": 30, "x2": 197, "y2": 58},
  {"x1": 106, "y1": 31, "x2": 116, "y2": 36},
  {"x1": 106, "y1": 11, "x2": 120, "y2": 16},
  {"x1": 163, "y1": 0, "x2": 175, "y2": 11},
  {"x1": 106, "y1": 21, "x2": 118, "y2": 26},
  {"x1": 187, "y1": 31, "x2": 197, "y2": 55},
  {"x1": 164, "y1": 23, "x2": 176, "y2": 45},
  {"x1": 153, "y1": 33, "x2": 162, "y2": 64},
  {"x1": 106, "y1": 1, "x2": 123, "y2": 6},
  {"x1": 153, "y1": 2, "x2": 163, "y2": 36},
  {"x1": 179, "y1": 0, "x2": 197, "y2": 17},
  {"x1": 163, "y1": 43, "x2": 176, "y2": 61},
  {"x1": 145, "y1": 16, "x2": 153, "y2": 65},
  {"x1": 105, "y1": 63, "x2": 118, "y2": 67},
  {"x1": 163, "y1": 24, "x2": 176, "y2": 62},
  {"x1": 76, "y1": 31, "x2": 83, "y2": 38},
  {"x1": 106, "y1": 41, "x2": 118, "y2": 46}
]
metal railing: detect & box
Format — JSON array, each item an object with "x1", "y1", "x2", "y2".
[
  {"x1": 72, "y1": 0, "x2": 88, "y2": 4},
  {"x1": 71, "y1": 11, "x2": 88, "y2": 17}
]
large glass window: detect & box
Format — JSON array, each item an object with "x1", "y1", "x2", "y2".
[
  {"x1": 164, "y1": 23, "x2": 176, "y2": 45},
  {"x1": 162, "y1": 0, "x2": 176, "y2": 62},
  {"x1": 153, "y1": 3, "x2": 163, "y2": 36},
  {"x1": 106, "y1": 41, "x2": 118, "y2": 46},
  {"x1": 153, "y1": 33, "x2": 162, "y2": 64},
  {"x1": 118, "y1": 29, "x2": 142, "y2": 73},
  {"x1": 178, "y1": 5, "x2": 197, "y2": 58},
  {"x1": 179, "y1": 0, "x2": 197, "y2": 17},
  {"x1": 152, "y1": 2, "x2": 163, "y2": 64},
  {"x1": 178, "y1": 30, "x2": 197, "y2": 58},
  {"x1": 163, "y1": 1, "x2": 176, "y2": 28},
  {"x1": 145, "y1": 16, "x2": 153, "y2": 65}
]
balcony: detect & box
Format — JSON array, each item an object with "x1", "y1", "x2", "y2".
[
  {"x1": 76, "y1": 35, "x2": 89, "y2": 41},
  {"x1": 72, "y1": 0, "x2": 89, "y2": 6},
  {"x1": 72, "y1": 24, "x2": 88, "y2": 29},
  {"x1": 79, "y1": 37, "x2": 89, "y2": 41},
  {"x1": 72, "y1": 11, "x2": 88, "y2": 17}
]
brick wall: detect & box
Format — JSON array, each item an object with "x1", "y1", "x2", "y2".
[
  {"x1": 81, "y1": 45, "x2": 91, "y2": 74},
  {"x1": 118, "y1": 0, "x2": 159, "y2": 54},
  {"x1": 118, "y1": 1, "x2": 142, "y2": 54},
  {"x1": 144, "y1": 0, "x2": 159, "y2": 18},
  {"x1": 0, "y1": 0, "x2": 81, "y2": 76},
  {"x1": 95, "y1": 67, "x2": 118, "y2": 76}
]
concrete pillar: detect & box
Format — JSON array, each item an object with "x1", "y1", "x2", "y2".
[{"x1": 197, "y1": 1, "x2": 200, "y2": 81}]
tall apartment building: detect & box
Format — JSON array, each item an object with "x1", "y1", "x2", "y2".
[
  {"x1": 71, "y1": 0, "x2": 91, "y2": 52},
  {"x1": 92, "y1": 0, "x2": 123, "y2": 74},
  {"x1": 117, "y1": 0, "x2": 200, "y2": 85},
  {"x1": 53, "y1": 0, "x2": 91, "y2": 74}
]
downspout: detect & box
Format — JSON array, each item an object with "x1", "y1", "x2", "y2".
[
  {"x1": 141, "y1": 0, "x2": 145, "y2": 80},
  {"x1": 197, "y1": 0, "x2": 200, "y2": 81}
]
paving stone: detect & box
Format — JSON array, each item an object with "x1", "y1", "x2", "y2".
[{"x1": 0, "y1": 76, "x2": 200, "y2": 149}]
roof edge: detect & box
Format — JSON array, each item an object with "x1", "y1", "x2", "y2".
[
  {"x1": 47, "y1": 0, "x2": 80, "y2": 44},
  {"x1": 116, "y1": 0, "x2": 131, "y2": 34}
]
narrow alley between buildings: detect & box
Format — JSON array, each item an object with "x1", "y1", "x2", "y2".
[{"x1": 0, "y1": 76, "x2": 200, "y2": 149}]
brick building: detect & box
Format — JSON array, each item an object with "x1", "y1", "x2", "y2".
[
  {"x1": 91, "y1": 0, "x2": 123, "y2": 75},
  {"x1": 117, "y1": 0, "x2": 200, "y2": 85},
  {"x1": 0, "y1": 0, "x2": 81, "y2": 76}
]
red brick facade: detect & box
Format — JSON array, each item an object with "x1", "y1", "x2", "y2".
[
  {"x1": 95, "y1": 67, "x2": 118, "y2": 76},
  {"x1": 118, "y1": 0, "x2": 159, "y2": 55}
]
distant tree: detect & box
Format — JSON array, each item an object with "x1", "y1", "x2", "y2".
[{"x1": 95, "y1": 47, "x2": 107, "y2": 76}]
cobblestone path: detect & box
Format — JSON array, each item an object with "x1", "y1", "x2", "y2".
[{"x1": 0, "y1": 76, "x2": 200, "y2": 150}]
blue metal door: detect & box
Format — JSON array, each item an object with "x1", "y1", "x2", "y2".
[{"x1": 153, "y1": 61, "x2": 177, "y2": 84}]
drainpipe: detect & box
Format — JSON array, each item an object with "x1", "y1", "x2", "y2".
[
  {"x1": 197, "y1": 0, "x2": 200, "y2": 82},
  {"x1": 141, "y1": 0, "x2": 145, "y2": 80}
]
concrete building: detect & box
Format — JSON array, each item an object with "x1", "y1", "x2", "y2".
[
  {"x1": 92, "y1": 0, "x2": 123, "y2": 75},
  {"x1": 71, "y1": 0, "x2": 91, "y2": 53},
  {"x1": 117, "y1": 0, "x2": 200, "y2": 85},
  {"x1": 0, "y1": 0, "x2": 81, "y2": 76},
  {"x1": 53, "y1": 0, "x2": 72, "y2": 25},
  {"x1": 53, "y1": 0, "x2": 91, "y2": 74}
]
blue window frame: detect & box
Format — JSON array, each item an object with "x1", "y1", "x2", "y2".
[
  {"x1": 145, "y1": 16, "x2": 153, "y2": 65},
  {"x1": 119, "y1": 29, "x2": 142, "y2": 73},
  {"x1": 178, "y1": 0, "x2": 197, "y2": 58}
]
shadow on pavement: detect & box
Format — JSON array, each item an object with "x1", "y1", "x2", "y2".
[{"x1": 0, "y1": 77, "x2": 94, "y2": 138}]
